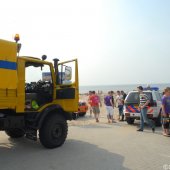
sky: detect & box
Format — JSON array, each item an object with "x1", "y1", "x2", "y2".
[{"x1": 0, "y1": 0, "x2": 170, "y2": 86}]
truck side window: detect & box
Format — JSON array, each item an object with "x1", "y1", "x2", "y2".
[
  {"x1": 155, "y1": 92, "x2": 161, "y2": 101},
  {"x1": 26, "y1": 64, "x2": 52, "y2": 83},
  {"x1": 58, "y1": 62, "x2": 75, "y2": 85}
]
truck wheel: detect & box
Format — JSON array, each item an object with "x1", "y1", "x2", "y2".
[
  {"x1": 155, "y1": 114, "x2": 162, "y2": 127},
  {"x1": 126, "y1": 118, "x2": 135, "y2": 125},
  {"x1": 5, "y1": 129, "x2": 25, "y2": 138},
  {"x1": 39, "y1": 114, "x2": 68, "y2": 149}
]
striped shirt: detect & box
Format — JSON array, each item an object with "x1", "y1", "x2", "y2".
[{"x1": 139, "y1": 93, "x2": 149, "y2": 107}]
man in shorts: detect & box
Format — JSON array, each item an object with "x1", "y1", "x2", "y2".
[
  {"x1": 104, "y1": 91, "x2": 115, "y2": 123},
  {"x1": 90, "y1": 91, "x2": 102, "y2": 122},
  {"x1": 162, "y1": 87, "x2": 170, "y2": 137}
]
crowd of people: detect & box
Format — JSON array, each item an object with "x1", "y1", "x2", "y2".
[
  {"x1": 87, "y1": 86, "x2": 170, "y2": 137},
  {"x1": 87, "y1": 90, "x2": 127, "y2": 123}
]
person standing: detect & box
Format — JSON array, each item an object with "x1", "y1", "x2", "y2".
[
  {"x1": 161, "y1": 87, "x2": 170, "y2": 137},
  {"x1": 110, "y1": 91, "x2": 115, "y2": 106},
  {"x1": 104, "y1": 91, "x2": 115, "y2": 123},
  {"x1": 137, "y1": 86, "x2": 155, "y2": 132},
  {"x1": 90, "y1": 91, "x2": 102, "y2": 122},
  {"x1": 121, "y1": 90, "x2": 127, "y2": 120},
  {"x1": 110, "y1": 91, "x2": 116, "y2": 120},
  {"x1": 116, "y1": 91, "x2": 124, "y2": 121},
  {"x1": 121, "y1": 91, "x2": 127, "y2": 101},
  {"x1": 88, "y1": 91, "x2": 93, "y2": 117}
]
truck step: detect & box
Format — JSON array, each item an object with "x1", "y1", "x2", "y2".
[{"x1": 26, "y1": 130, "x2": 37, "y2": 141}]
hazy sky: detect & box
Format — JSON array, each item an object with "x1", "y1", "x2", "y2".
[{"x1": 0, "y1": 0, "x2": 170, "y2": 85}]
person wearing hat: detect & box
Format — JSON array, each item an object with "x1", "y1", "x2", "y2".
[{"x1": 137, "y1": 86, "x2": 155, "y2": 132}]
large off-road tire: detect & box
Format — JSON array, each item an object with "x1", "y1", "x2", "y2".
[
  {"x1": 5, "y1": 129, "x2": 25, "y2": 138},
  {"x1": 39, "y1": 114, "x2": 68, "y2": 149},
  {"x1": 155, "y1": 114, "x2": 162, "y2": 127},
  {"x1": 126, "y1": 118, "x2": 135, "y2": 125}
]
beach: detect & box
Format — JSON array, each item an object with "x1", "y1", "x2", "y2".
[{"x1": 0, "y1": 107, "x2": 169, "y2": 170}]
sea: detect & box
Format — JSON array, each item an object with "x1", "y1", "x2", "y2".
[{"x1": 79, "y1": 83, "x2": 170, "y2": 94}]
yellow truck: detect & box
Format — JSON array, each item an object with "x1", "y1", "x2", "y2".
[{"x1": 0, "y1": 35, "x2": 79, "y2": 148}]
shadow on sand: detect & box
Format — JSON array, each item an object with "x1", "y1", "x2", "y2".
[{"x1": 0, "y1": 137, "x2": 129, "y2": 170}]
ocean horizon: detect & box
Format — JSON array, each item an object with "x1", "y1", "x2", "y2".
[{"x1": 79, "y1": 83, "x2": 170, "y2": 94}]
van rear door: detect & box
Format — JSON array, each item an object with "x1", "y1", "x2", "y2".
[
  {"x1": 125, "y1": 92, "x2": 140, "y2": 114},
  {"x1": 125, "y1": 91, "x2": 153, "y2": 114}
]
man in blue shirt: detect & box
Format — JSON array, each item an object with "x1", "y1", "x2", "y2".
[
  {"x1": 162, "y1": 87, "x2": 170, "y2": 137},
  {"x1": 104, "y1": 91, "x2": 115, "y2": 123}
]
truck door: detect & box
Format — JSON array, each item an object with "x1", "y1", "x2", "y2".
[{"x1": 55, "y1": 59, "x2": 79, "y2": 112}]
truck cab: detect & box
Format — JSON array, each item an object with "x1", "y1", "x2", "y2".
[{"x1": 0, "y1": 36, "x2": 79, "y2": 148}]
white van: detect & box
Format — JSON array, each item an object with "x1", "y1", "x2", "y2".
[{"x1": 124, "y1": 89, "x2": 162, "y2": 126}]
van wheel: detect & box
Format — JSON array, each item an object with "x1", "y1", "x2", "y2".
[
  {"x1": 155, "y1": 114, "x2": 161, "y2": 127},
  {"x1": 126, "y1": 118, "x2": 135, "y2": 125},
  {"x1": 39, "y1": 114, "x2": 68, "y2": 149},
  {"x1": 5, "y1": 129, "x2": 25, "y2": 138}
]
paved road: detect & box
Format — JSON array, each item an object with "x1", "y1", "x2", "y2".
[{"x1": 0, "y1": 114, "x2": 170, "y2": 170}]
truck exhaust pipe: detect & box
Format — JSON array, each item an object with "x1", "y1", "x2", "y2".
[{"x1": 53, "y1": 58, "x2": 59, "y2": 84}]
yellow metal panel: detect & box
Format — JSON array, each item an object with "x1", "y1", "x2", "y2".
[
  {"x1": 0, "y1": 89, "x2": 17, "y2": 109},
  {"x1": 0, "y1": 39, "x2": 17, "y2": 89},
  {"x1": 16, "y1": 58, "x2": 25, "y2": 113},
  {"x1": 55, "y1": 99, "x2": 78, "y2": 112},
  {"x1": 0, "y1": 39, "x2": 17, "y2": 62},
  {"x1": 0, "y1": 39, "x2": 18, "y2": 110},
  {"x1": 0, "y1": 69, "x2": 17, "y2": 89}
]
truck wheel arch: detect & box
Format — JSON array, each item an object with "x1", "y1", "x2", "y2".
[{"x1": 36, "y1": 104, "x2": 72, "y2": 129}]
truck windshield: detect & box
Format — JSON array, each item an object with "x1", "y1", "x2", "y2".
[{"x1": 26, "y1": 64, "x2": 52, "y2": 83}]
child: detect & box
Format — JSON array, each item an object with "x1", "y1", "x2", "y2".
[{"x1": 162, "y1": 87, "x2": 170, "y2": 137}]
